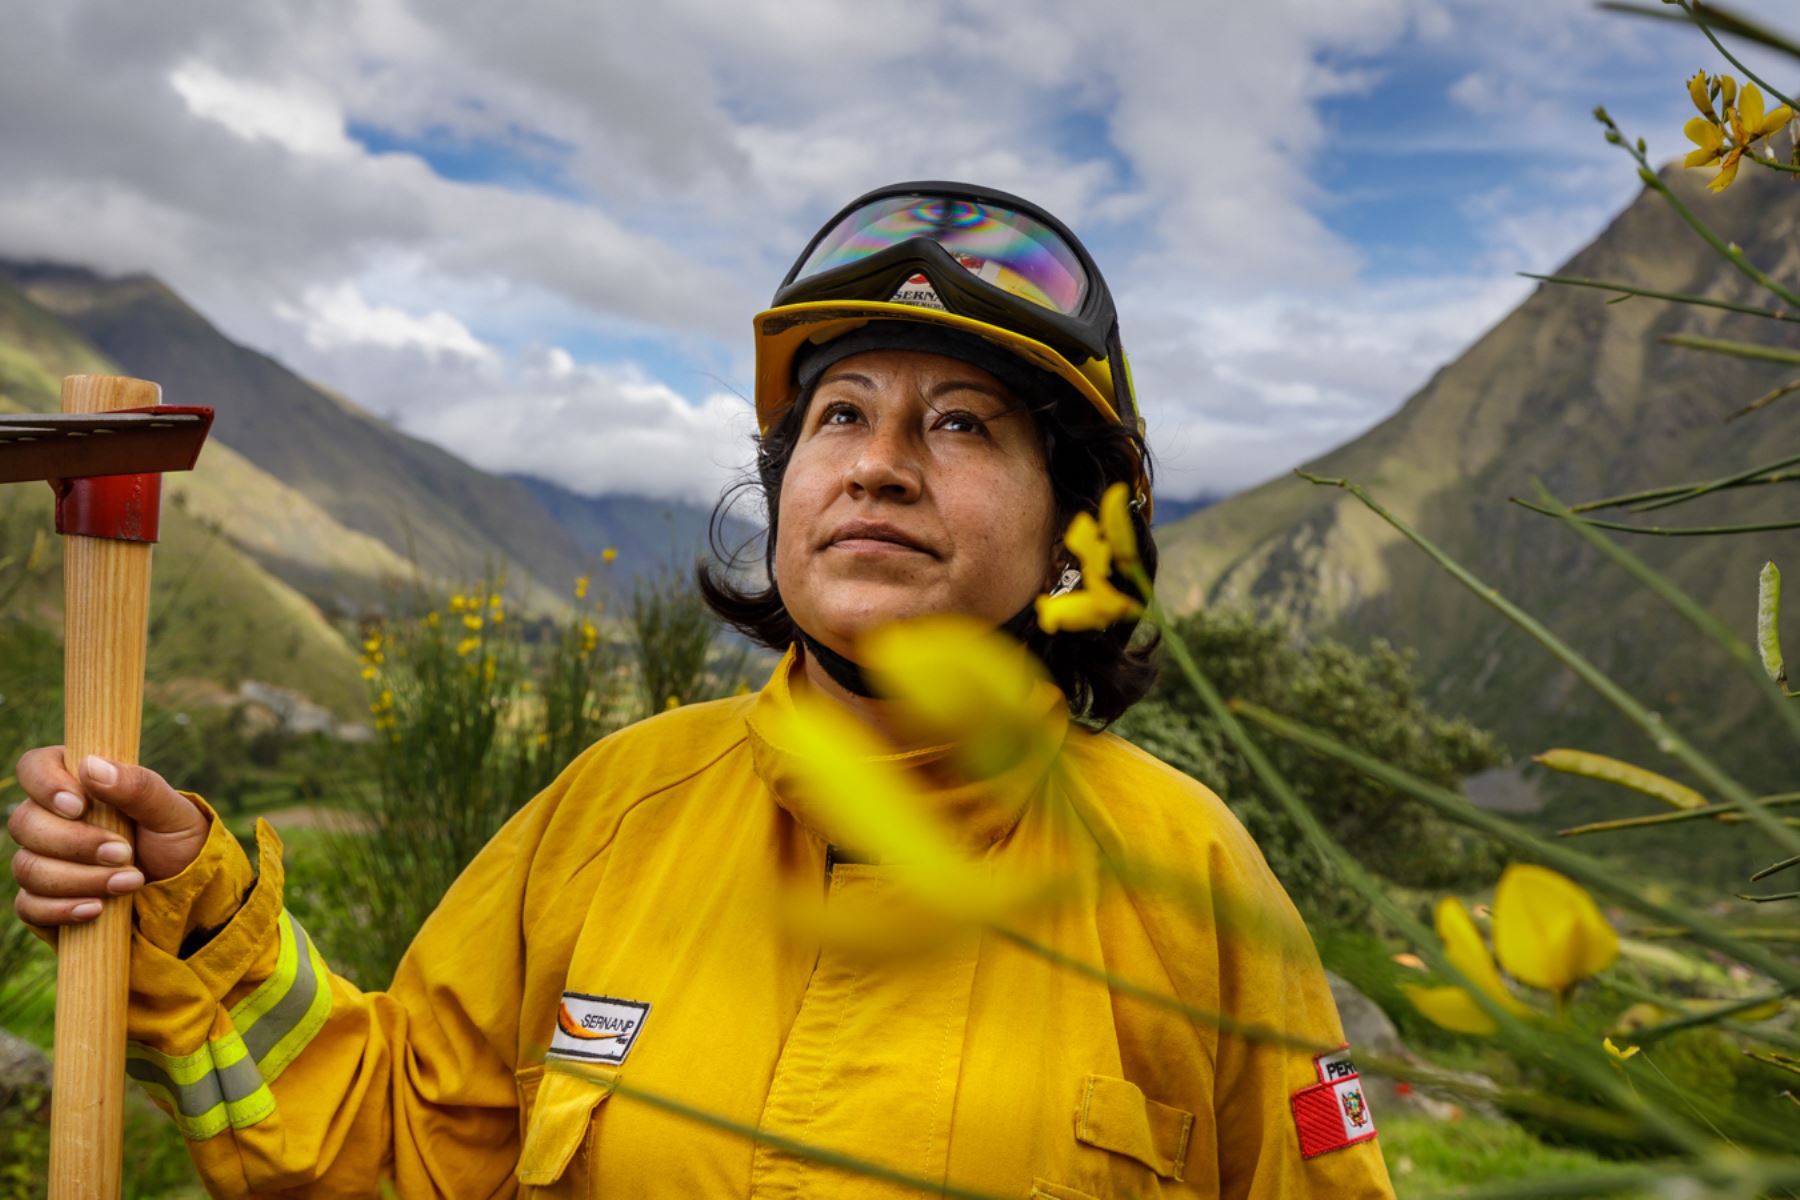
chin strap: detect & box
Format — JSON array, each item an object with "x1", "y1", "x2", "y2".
[{"x1": 795, "y1": 600, "x2": 1044, "y2": 699}]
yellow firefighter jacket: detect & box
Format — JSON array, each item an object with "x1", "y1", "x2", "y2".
[{"x1": 124, "y1": 648, "x2": 1394, "y2": 1198}]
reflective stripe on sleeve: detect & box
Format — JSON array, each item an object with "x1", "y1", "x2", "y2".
[{"x1": 129, "y1": 909, "x2": 334, "y2": 1140}]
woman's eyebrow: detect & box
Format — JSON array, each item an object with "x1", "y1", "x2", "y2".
[
  {"x1": 818, "y1": 370, "x2": 875, "y2": 390},
  {"x1": 927, "y1": 378, "x2": 1011, "y2": 405}
]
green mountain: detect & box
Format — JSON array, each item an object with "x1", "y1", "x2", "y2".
[
  {"x1": 0, "y1": 281, "x2": 364, "y2": 713},
  {"x1": 513, "y1": 474, "x2": 760, "y2": 590},
  {"x1": 1155, "y1": 163, "x2": 1800, "y2": 850},
  {"x1": 0, "y1": 261, "x2": 595, "y2": 613}
]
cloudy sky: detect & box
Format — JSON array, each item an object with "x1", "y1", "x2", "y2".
[{"x1": 2, "y1": 0, "x2": 1793, "y2": 504}]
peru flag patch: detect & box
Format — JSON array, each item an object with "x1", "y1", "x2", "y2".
[{"x1": 1291, "y1": 1046, "x2": 1377, "y2": 1159}]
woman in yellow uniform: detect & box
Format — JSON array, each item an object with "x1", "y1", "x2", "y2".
[{"x1": 10, "y1": 182, "x2": 1395, "y2": 1198}]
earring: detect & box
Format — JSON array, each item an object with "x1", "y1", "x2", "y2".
[{"x1": 1049, "y1": 566, "x2": 1082, "y2": 597}]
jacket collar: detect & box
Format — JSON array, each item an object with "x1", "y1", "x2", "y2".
[{"x1": 744, "y1": 645, "x2": 1070, "y2": 858}]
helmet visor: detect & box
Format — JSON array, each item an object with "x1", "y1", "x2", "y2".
[{"x1": 792, "y1": 194, "x2": 1089, "y2": 316}]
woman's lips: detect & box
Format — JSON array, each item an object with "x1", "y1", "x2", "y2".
[{"x1": 829, "y1": 537, "x2": 930, "y2": 555}]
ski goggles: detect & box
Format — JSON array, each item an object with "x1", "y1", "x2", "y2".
[{"x1": 769, "y1": 181, "x2": 1138, "y2": 431}]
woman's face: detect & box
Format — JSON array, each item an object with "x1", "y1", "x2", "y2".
[{"x1": 775, "y1": 348, "x2": 1060, "y2": 655}]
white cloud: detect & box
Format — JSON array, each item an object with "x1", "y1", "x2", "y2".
[
  {"x1": 276, "y1": 282, "x2": 497, "y2": 361},
  {"x1": 4, "y1": 0, "x2": 1795, "y2": 508},
  {"x1": 169, "y1": 61, "x2": 357, "y2": 158}
]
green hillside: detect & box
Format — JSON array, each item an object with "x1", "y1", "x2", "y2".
[
  {"x1": 0, "y1": 262, "x2": 593, "y2": 613},
  {"x1": 0, "y1": 284, "x2": 363, "y2": 714},
  {"x1": 1155, "y1": 163, "x2": 1800, "y2": 869}
]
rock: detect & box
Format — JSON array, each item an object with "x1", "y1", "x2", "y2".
[
  {"x1": 0, "y1": 1027, "x2": 52, "y2": 1117},
  {"x1": 1327, "y1": 971, "x2": 1500, "y2": 1122}
]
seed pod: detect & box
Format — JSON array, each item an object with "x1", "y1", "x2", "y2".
[
  {"x1": 1759, "y1": 561, "x2": 1787, "y2": 690},
  {"x1": 1533, "y1": 748, "x2": 1709, "y2": 810}
]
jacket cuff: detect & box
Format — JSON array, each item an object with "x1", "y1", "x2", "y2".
[{"x1": 133, "y1": 793, "x2": 255, "y2": 953}]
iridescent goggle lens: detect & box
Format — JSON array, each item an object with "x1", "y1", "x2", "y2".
[{"x1": 793, "y1": 195, "x2": 1089, "y2": 316}]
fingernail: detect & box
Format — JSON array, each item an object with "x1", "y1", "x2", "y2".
[
  {"x1": 84, "y1": 756, "x2": 118, "y2": 787},
  {"x1": 52, "y1": 791, "x2": 84, "y2": 819},
  {"x1": 96, "y1": 842, "x2": 132, "y2": 865},
  {"x1": 71, "y1": 901, "x2": 102, "y2": 920},
  {"x1": 107, "y1": 869, "x2": 144, "y2": 894}
]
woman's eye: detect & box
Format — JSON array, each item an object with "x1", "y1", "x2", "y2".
[
  {"x1": 935, "y1": 411, "x2": 987, "y2": 435},
  {"x1": 819, "y1": 403, "x2": 860, "y2": 427}
]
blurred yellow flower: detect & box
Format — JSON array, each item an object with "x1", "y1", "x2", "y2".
[
  {"x1": 1401, "y1": 897, "x2": 1532, "y2": 1036},
  {"x1": 362, "y1": 634, "x2": 382, "y2": 654},
  {"x1": 734, "y1": 680, "x2": 752, "y2": 696},
  {"x1": 489, "y1": 594, "x2": 503, "y2": 610},
  {"x1": 1603, "y1": 1037, "x2": 1640, "y2": 1062},
  {"x1": 361, "y1": 665, "x2": 378, "y2": 681},
  {"x1": 484, "y1": 658, "x2": 497, "y2": 685},
  {"x1": 456, "y1": 637, "x2": 480, "y2": 657},
  {"x1": 665, "y1": 694, "x2": 681, "y2": 710},
  {"x1": 425, "y1": 611, "x2": 440, "y2": 628},
  {"x1": 1491, "y1": 864, "x2": 1618, "y2": 993},
  {"x1": 1403, "y1": 865, "x2": 1616, "y2": 1036},
  {"x1": 1098, "y1": 482, "x2": 1139, "y2": 570},
  {"x1": 450, "y1": 593, "x2": 467, "y2": 612},
  {"x1": 1034, "y1": 510, "x2": 1143, "y2": 634},
  {"x1": 603, "y1": 547, "x2": 619, "y2": 564},
  {"x1": 860, "y1": 614, "x2": 1054, "y2": 777},
  {"x1": 463, "y1": 613, "x2": 483, "y2": 631},
  {"x1": 575, "y1": 575, "x2": 590, "y2": 600}
]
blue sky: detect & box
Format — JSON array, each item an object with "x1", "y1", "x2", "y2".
[{"x1": 2, "y1": 0, "x2": 1794, "y2": 502}]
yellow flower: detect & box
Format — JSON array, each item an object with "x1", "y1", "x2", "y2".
[
  {"x1": 425, "y1": 611, "x2": 440, "y2": 628},
  {"x1": 463, "y1": 613, "x2": 483, "y2": 631},
  {"x1": 664, "y1": 694, "x2": 681, "y2": 710},
  {"x1": 377, "y1": 689, "x2": 393, "y2": 710},
  {"x1": 361, "y1": 665, "x2": 379, "y2": 681},
  {"x1": 456, "y1": 636, "x2": 480, "y2": 657},
  {"x1": 1401, "y1": 897, "x2": 1532, "y2": 1035},
  {"x1": 1688, "y1": 69, "x2": 1713, "y2": 117},
  {"x1": 489, "y1": 594, "x2": 503, "y2": 609},
  {"x1": 362, "y1": 634, "x2": 382, "y2": 654},
  {"x1": 450, "y1": 593, "x2": 467, "y2": 612},
  {"x1": 1692, "y1": 79, "x2": 1796, "y2": 192},
  {"x1": 602, "y1": 547, "x2": 619, "y2": 564},
  {"x1": 1604, "y1": 1037, "x2": 1640, "y2": 1061},
  {"x1": 734, "y1": 680, "x2": 752, "y2": 696},
  {"x1": 575, "y1": 575, "x2": 590, "y2": 600},
  {"x1": 1098, "y1": 482, "x2": 1139, "y2": 570},
  {"x1": 860, "y1": 614, "x2": 1054, "y2": 776},
  {"x1": 492, "y1": 609, "x2": 505, "y2": 625},
  {"x1": 484, "y1": 658, "x2": 497, "y2": 685},
  {"x1": 1033, "y1": 511, "x2": 1143, "y2": 634},
  {"x1": 1403, "y1": 865, "x2": 1616, "y2": 1036},
  {"x1": 1683, "y1": 116, "x2": 1725, "y2": 168},
  {"x1": 1491, "y1": 864, "x2": 1618, "y2": 993}
]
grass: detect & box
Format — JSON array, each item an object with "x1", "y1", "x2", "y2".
[{"x1": 1382, "y1": 1115, "x2": 1655, "y2": 1197}]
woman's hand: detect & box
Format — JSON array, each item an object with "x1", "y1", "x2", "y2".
[{"x1": 8, "y1": 747, "x2": 210, "y2": 927}]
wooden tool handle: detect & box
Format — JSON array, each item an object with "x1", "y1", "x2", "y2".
[{"x1": 49, "y1": 374, "x2": 161, "y2": 1200}]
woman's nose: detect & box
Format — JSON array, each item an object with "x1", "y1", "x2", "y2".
[{"x1": 843, "y1": 422, "x2": 922, "y2": 502}]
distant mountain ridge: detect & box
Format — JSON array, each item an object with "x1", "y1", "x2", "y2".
[
  {"x1": 0, "y1": 260, "x2": 741, "y2": 709},
  {"x1": 1155, "y1": 162, "x2": 1800, "y2": 812}
]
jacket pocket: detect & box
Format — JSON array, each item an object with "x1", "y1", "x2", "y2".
[
  {"x1": 1031, "y1": 1179, "x2": 1101, "y2": 1200},
  {"x1": 1074, "y1": 1074, "x2": 1194, "y2": 1182},
  {"x1": 516, "y1": 1063, "x2": 616, "y2": 1193}
]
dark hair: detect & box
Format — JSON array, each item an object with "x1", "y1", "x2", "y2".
[{"x1": 697, "y1": 368, "x2": 1159, "y2": 724}]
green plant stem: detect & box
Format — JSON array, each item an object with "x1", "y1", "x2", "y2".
[
  {"x1": 1734, "y1": 379, "x2": 1800, "y2": 421},
  {"x1": 1520, "y1": 273, "x2": 1800, "y2": 322},
  {"x1": 1303, "y1": 471, "x2": 1800, "y2": 863},
  {"x1": 1526, "y1": 482, "x2": 1800, "y2": 749},
  {"x1": 1571, "y1": 468, "x2": 1800, "y2": 512},
  {"x1": 1753, "y1": 853, "x2": 1800, "y2": 882},
  {"x1": 1559, "y1": 793, "x2": 1800, "y2": 836},
  {"x1": 1629, "y1": 990, "x2": 1794, "y2": 1047},
  {"x1": 1629, "y1": 450, "x2": 1800, "y2": 513},
  {"x1": 1678, "y1": 0, "x2": 1800, "y2": 113},
  {"x1": 1128, "y1": 571, "x2": 1709, "y2": 1154},
  {"x1": 1229, "y1": 701, "x2": 1800, "y2": 993},
  {"x1": 1625, "y1": 156, "x2": 1800, "y2": 309},
  {"x1": 1510, "y1": 499, "x2": 1800, "y2": 536},
  {"x1": 1609, "y1": 978, "x2": 1800, "y2": 1059},
  {"x1": 1663, "y1": 333, "x2": 1800, "y2": 369}
]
